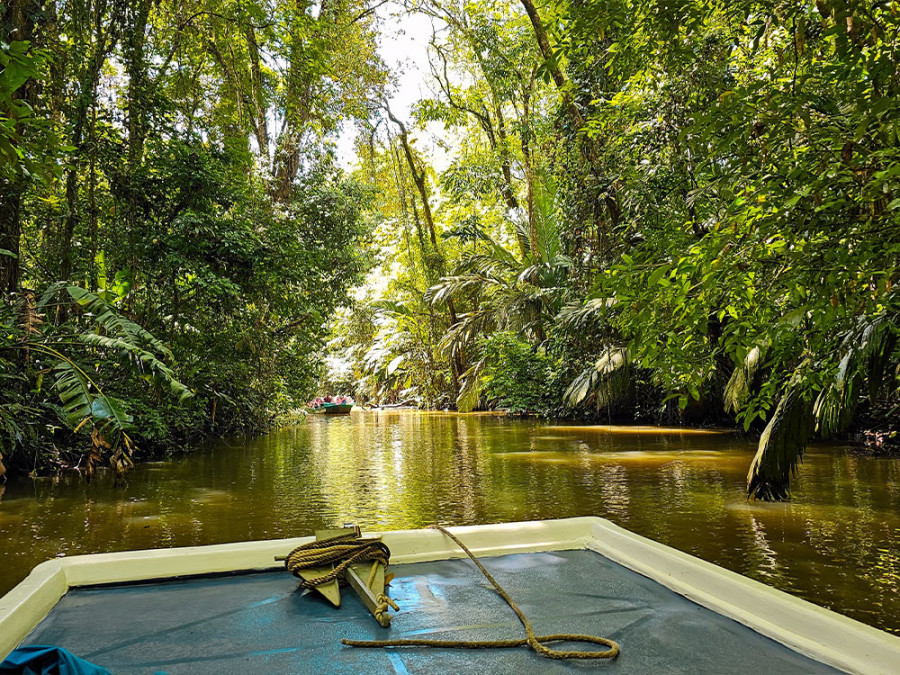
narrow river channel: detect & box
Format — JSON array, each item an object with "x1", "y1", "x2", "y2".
[{"x1": 2, "y1": 411, "x2": 898, "y2": 635}]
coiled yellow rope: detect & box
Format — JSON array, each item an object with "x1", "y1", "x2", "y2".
[
  {"x1": 342, "y1": 525, "x2": 621, "y2": 661},
  {"x1": 283, "y1": 535, "x2": 391, "y2": 588}
]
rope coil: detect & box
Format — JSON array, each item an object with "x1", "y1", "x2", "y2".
[
  {"x1": 282, "y1": 535, "x2": 391, "y2": 588},
  {"x1": 342, "y1": 525, "x2": 621, "y2": 660}
]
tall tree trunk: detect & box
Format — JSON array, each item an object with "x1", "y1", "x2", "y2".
[
  {"x1": 386, "y1": 107, "x2": 440, "y2": 255},
  {"x1": 122, "y1": 0, "x2": 150, "y2": 299},
  {"x1": 494, "y1": 103, "x2": 519, "y2": 211},
  {"x1": 273, "y1": 0, "x2": 328, "y2": 202},
  {"x1": 245, "y1": 24, "x2": 270, "y2": 160},
  {"x1": 0, "y1": 0, "x2": 40, "y2": 294},
  {"x1": 518, "y1": 0, "x2": 584, "y2": 129},
  {"x1": 385, "y1": 106, "x2": 463, "y2": 393},
  {"x1": 126, "y1": 1, "x2": 151, "y2": 168},
  {"x1": 522, "y1": 70, "x2": 538, "y2": 259},
  {"x1": 88, "y1": 102, "x2": 99, "y2": 290},
  {"x1": 432, "y1": 43, "x2": 518, "y2": 213},
  {"x1": 390, "y1": 141, "x2": 427, "y2": 256},
  {"x1": 0, "y1": 194, "x2": 22, "y2": 294},
  {"x1": 520, "y1": 0, "x2": 620, "y2": 269},
  {"x1": 58, "y1": 1, "x2": 122, "y2": 282}
]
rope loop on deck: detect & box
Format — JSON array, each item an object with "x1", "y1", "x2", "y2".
[
  {"x1": 342, "y1": 525, "x2": 620, "y2": 660},
  {"x1": 282, "y1": 535, "x2": 391, "y2": 588},
  {"x1": 374, "y1": 592, "x2": 400, "y2": 624}
]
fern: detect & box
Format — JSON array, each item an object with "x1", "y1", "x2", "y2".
[
  {"x1": 67, "y1": 286, "x2": 192, "y2": 402},
  {"x1": 67, "y1": 286, "x2": 173, "y2": 359}
]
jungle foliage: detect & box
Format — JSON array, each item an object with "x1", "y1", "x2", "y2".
[
  {"x1": 1, "y1": 0, "x2": 381, "y2": 477},
  {"x1": 4, "y1": 1, "x2": 899, "y2": 499},
  {"x1": 326, "y1": 0, "x2": 900, "y2": 499}
]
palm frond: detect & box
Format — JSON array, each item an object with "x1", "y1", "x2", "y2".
[
  {"x1": 859, "y1": 316, "x2": 897, "y2": 402},
  {"x1": 440, "y1": 308, "x2": 501, "y2": 359},
  {"x1": 36, "y1": 281, "x2": 68, "y2": 310},
  {"x1": 814, "y1": 315, "x2": 895, "y2": 438},
  {"x1": 484, "y1": 236, "x2": 522, "y2": 268},
  {"x1": 724, "y1": 345, "x2": 764, "y2": 414},
  {"x1": 748, "y1": 313, "x2": 898, "y2": 500},
  {"x1": 53, "y1": 360, "x2": 96, "y2": 429},
  {"x1": 813, "y1": 351, "x2": 858, "y2": 439},
  {"x1": 565, "y1": 347, "x2": 630, "y2": 408},
  {"x1": 51, "y1": 357, "x2": 137, "y2": 480},
  {"x1": 513, "y1": 175, "x2": 560, "y2": 265},
  {"x1": 67, "y1": 286, "x2": 192, "y2": 401},
  {"x1": 78, "y1": 333, "x2": 192, "y2": 402},
  {"x1": 67, "y1": 286, "x2": 173, "y2": 359},
  {"x1": 558, "y1": 297, "x2": 617, "y2": 330},
  {"x1": 532, "y1": 176, "x2": 560, "y2": 262},
  {"x1": 460, "y1": 253, "x2": 518, "y2": 278},
  {"x1": 456, "y1": 358, "x2": 486, "y2": 413},
  {"x1": 426, "y1": 274, "x2": 502, "y2": 305},
  {"x1": 369, "y1": 299, "x2": 415, "y2": 317},
  {"x1": 513, "y1": 220, "x2": 531, "y2": 259},
  {"x1": 52, "y1": 360, "x2": 133, "y2": 435},
  {"x1": 746, "y1": 377, "x2": 814, "y2": 501}
]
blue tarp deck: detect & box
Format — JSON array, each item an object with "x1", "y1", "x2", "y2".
[{"x1": 21, "y1": 550, "x2": 836, "y2": 674}]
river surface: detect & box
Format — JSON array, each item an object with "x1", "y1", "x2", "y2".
[{"x1": 1, "y1": 411, "x2": 899, "y2": 634}]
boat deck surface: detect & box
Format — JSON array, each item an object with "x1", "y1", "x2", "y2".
[{"x1": 21, "y1": 550, "x2": 836, "y2": 674}]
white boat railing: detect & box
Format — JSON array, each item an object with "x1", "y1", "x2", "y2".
[{"x1": 1, "y1": 516, "x2": 898, "y2": 673}]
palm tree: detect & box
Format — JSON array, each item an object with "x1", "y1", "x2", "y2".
[{"x1": 426, "y1": 183, "x2": 571, "y2": 411}]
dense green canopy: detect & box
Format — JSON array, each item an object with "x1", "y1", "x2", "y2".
[
  {"x1": 1, "y1": 0, "x2": 382, "y2": 477},
  {"x1": 328, "y1": 0, "x2": 900, "y2": 500},
  {"x1": 2, "y1": 0, "x2": 898, "y2": 499}
]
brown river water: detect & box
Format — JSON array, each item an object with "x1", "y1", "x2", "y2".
[{"x1": 1, "y1": 410, "x2": 898, "y2": 634}]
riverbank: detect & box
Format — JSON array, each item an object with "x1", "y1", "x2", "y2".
[{"x1": 6, "y1": 401, "x2": 897, "y2": 482}]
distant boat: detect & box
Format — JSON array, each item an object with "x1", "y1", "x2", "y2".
[{"x1": 309, "y1": 402, "x2": 353, "y2": 415}]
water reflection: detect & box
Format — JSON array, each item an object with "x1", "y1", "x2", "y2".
[{"x1": 0, "y1": 410, "x2": 898, "y2": 635}]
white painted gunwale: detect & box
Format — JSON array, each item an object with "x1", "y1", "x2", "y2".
[{"x1": 1, "y1": 516, "x2": 898, "y2": 674}]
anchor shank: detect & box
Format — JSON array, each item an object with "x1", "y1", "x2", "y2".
[{"x1": 346, "y1": 564, "x2": 394, "y2": 627}]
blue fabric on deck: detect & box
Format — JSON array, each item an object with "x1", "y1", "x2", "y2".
[
  {"x1": 18, "y1": 551, "x2": 839, "y2": 674},
  {"x1": 0, "y1": 646, "x2": 110, "y2": 675}
]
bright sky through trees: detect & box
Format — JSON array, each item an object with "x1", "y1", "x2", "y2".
[{"x1": 336, "y1": 8, "x2": 450, "y2": 171}]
